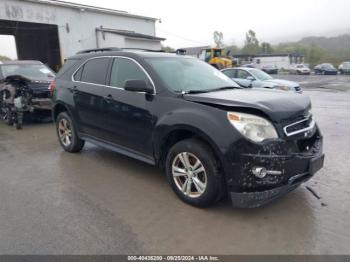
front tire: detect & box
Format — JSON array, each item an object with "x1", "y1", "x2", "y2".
[
  {"x1": 56, "y1": 112, "x2": 84, "y2": 153},
  {"x1": 165, "y1": 138, "x2": 224, "y2": 207}
]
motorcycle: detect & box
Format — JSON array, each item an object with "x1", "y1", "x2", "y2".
[{"x1": 0, "y1": 75, "x2": 34, "y2": 129}]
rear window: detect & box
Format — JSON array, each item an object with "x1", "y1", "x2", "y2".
[
  {"x1": 61, "y1": 59, "x2": 78, "y2": 73},
  {"x1": 0, "y1": 64, "x2": 55, "y2": 81},
  {"x1": 80, "y1": 57, "x2": 110, "y2": 85},
  {"x1": 56, "y1": 59, "x2": 79, "y2": 78}
]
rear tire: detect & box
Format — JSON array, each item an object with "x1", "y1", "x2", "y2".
[
  {"x1": 56, "y1": 112, "x2": 84, "y2": 153},
  {"x1": 165, "y1": 138, "x2": 224, "y2": 207}
]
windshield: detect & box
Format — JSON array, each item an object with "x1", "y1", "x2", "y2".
[
  {"x1": 213, "y1": 49, "x2": 222, "y2": 58},
  {"x1": 0, "y1": 64, "x2": 55, "y2": 80},
  {"x1": 323, "y1": 63, "x2": 335, "y2": 69},
  {"x1": 296, "y1": 65, "x2": 305, "y2": 68},
  {"x1": 342, "y1": 62, "x2": 350, "y2": 68},
  {"x1": 145, "y1": 57, "x2": 240, "y2": 93},
  {"x1": 248, "y1": 68, "x2": 273, "y2": 81}
]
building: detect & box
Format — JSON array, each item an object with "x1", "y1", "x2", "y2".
[
  {"x1": 180, "y1": 46, "x2": 210, "y2": 58},
  {"x1": 233, "y1": 53, "x2": 304, "y2": 70},
  {"x1": 0, "y1": 0, "x2": 165, "y2": 70}
]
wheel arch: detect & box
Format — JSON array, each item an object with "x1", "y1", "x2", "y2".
[
  {"x1": 154, "y1": 125, "x2": 224, "y2": 172},
  {"x1": 52, "y1": 102, "x2": 73, "y2": 122}
]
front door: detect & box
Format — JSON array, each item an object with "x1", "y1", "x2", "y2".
[
  {"x1": 234, "y1": 69, "x2": 254, "y2": 88},
  {"x1": 103, "y1": 57, "x2": 155, "y2": 158}
]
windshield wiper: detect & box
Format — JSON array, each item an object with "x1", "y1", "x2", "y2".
[
  {"x1": 209, "y1": 86, "x2": 242, "y2": 92},
  {"x1": 177, "y1": 89, "x2": 211, "y2": 94},
  {"x1": 179, "y1": 86, "x2": 241, "y2": 95}
]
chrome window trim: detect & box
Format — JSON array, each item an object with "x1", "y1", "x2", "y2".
[
  {"x1": 71, "y1": 55, "x2": 156, "y2": 94},
  {"x1": 283, "y1": 117, "x2": 316, "y2": 137}
]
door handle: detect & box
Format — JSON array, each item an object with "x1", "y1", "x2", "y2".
[
  {"x1": 104, "y1": 94, "x2": 113, "y2": 103},
  {"x1": 68, "y1": 86, "x2": 78, "y2": 94}
]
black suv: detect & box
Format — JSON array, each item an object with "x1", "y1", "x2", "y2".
[{"x1": 52, "y1": 48, "x2": 324, "y2": 208}]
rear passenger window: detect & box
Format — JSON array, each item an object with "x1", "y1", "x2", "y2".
[
  {"x1": 110, "y1": 58, "x2": 148, "y2": 88},
  {"x1": 80, "y1": 57, "x2": 110, "y2": 85}
]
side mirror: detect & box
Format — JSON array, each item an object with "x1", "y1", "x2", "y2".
[
  {"x1": 234, "y1": 80, "x2": 252, "y2": 88},
  {"x1": 246, "y1": 76, "x2": 255, "y2": 81},
  {"x1": 124, "y1": 80, "x2": 154, "y2": 94}
]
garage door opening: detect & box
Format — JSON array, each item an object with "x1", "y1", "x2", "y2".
[
  {"x1": 0, "y1": 35, "x2": 17, "y2": 60},
  {"x1": 0, "y1": 20, "x2": 61, "y2": 71}
]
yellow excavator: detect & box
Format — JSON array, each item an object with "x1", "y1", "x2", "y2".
[{"x1": 199, "y1": 48, "x2": 233, "y2": 69}]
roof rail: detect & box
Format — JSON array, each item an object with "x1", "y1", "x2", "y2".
[
  {"x1": 121, "y1": 48, "x2": 165, "y2": 52},
  {"x1": 76, "y1": 47, "x2": 122, "y2": 54}
]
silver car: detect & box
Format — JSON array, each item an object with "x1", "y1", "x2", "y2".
[{"x1": 221, "y1": 67, "x2": 302, "y2": 93}]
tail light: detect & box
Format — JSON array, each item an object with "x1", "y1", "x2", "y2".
[{"x1": 48, "y1": 80, "x2": 55, "y2": 97}]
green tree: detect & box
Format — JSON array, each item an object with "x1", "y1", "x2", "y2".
[
  {"x1": 213, "y1": 31, "x2": 224, "y2": 48},
  {"x1": 161, "y1": 45, "x2": 175, "y2": 53},
  {"x1": 241, "y1": 30, "x2": 260, "y2": 54},
  {"x1": 260, "y1": 42, "x2": 273, "y2": 54},
  {"x1": 0, "y1": 55, "x2": 11, "y2": 61},
  {"x1": 224, "y1": 44, "x2": 240, "y2": 56}
]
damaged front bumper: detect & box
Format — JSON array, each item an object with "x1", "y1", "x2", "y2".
[
  {"x1": 230, "y1": 153, "x2": 324, "y2": 208},
  {"x1": 228, "y1": 128, "x2": 324, "y2": 208}
]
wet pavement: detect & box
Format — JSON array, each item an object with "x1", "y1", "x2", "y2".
[{"x1": 0, "y1": 78, "x2": 350, "y2": 254}]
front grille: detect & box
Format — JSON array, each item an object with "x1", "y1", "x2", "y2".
[{"x1": 283, "y1": 116, "x2": 315, "y2": 136}]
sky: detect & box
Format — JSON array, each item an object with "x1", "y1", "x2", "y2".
[{"x1": 1, "y1": 0, "x2": 350, "y2": 59}]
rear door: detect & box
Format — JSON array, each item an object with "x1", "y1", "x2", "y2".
[
  {"x1": 102, "y1": 57, "x2": 154, "y2": 158},
  {"x1": 72, "y1": 57, "x2": 111, "y2": 138}
]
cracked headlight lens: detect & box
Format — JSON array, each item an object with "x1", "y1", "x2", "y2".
[{"x1": 227, "y1": 112, "x2": 278, "y2": 143}]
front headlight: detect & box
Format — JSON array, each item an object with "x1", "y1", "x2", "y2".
[{"x1": 227, "y1": 112, "x2": 278, "y2": 143}]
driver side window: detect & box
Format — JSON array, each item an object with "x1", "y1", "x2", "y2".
[
  {"x1": 236, "y1": 70, "x2": 251, "y2": 79},
  {"x1": 110, "y1": 58, "x2": 148, "y2": 88},
  {"x1": 222, "y1": 69, "x2": 236, "y2": 78}
]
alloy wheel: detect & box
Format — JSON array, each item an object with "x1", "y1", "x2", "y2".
[
  {"x1": 172, "y1": 152, "x2": 207, "y2": 198},
  {"x1": 58, "y1": 118, "x2": 72, "y2": 147}
]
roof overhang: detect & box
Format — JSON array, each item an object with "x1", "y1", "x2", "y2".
[
  {"x1": 96, "y1": 27, "x2": 166, "y2": 41},
  {"x1": 19, "y1": 0, "x2": 158, "y2": 21}
]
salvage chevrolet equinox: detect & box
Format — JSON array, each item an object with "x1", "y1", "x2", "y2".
[{"x1": 52, "y1": 48, "x2": 324, "y2": 208}]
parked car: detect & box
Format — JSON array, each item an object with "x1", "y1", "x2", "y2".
[
  {"x1": 0, "y1": 60, "x2": 55, "y2": 127},
  {"x1": 0, "y1": 60, "x2": 55, "y2": 107},
  {"x1": 240, "y1": 63, "x2": 255, "y2": 68},
  {"x1": 261, "y1": 64, "x2": 278, "y2": 74},
  {"x1": 52, "y1": 48, "x2": 324, "y2": 208},
  {"x1": 314, "y1": 63, "x2": 338, "y2": 75},
  {"x1": 290, "y1": 64, "x2": 311, "y2": 75},
  {"x1": 338, "y1": 62, "x2": 350, "y2": 74},
  {"x1": 221, "y1": 67, "x2": 302, "y2": 93}
]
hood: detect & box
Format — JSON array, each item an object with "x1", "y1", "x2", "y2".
[
  {"x1": 184, "y1": 88, "x2": 311, "y2": 122},
  {"x1": 264, "y1": 79, "x2": 298, "y2": 87}
]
